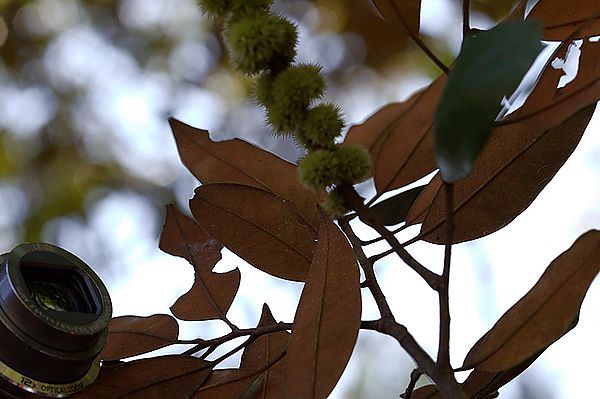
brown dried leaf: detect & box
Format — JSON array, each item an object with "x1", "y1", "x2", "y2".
[
  {"x1": 76, "y1": 355, "x2": 212, "y2": 399},
  {"x1": 345, "y1": 76, "x2": 445, "y2": 194},
  {"x1": 371, "y1": 0, "x2": 421, "y2": 36},
  {"x1": 190, "y1": 184, "x2": 318, "y2": 282},
  {"x1": 462, "y1": 230, "x2": 600, "y2": 371},
  {"x1": 508, "y1": 39, "x2": 600, "y2": 129},
  {"x1": 169, "y1": 118, "x2": 321, "y2": 229},
  {"x1": 239, "y1": 304, "x2": 290, "y2": 399},
  {"x1": 160, "y1": 205, "x2": 240, "y2": 321},
  {"x1": 460, "y1": 350, "x2": 542, "y2": 399},
  {"x1": 406, "y1": 175, "x2": 442, "y2": 226},
  {"x1": 417, "y1": 104, "x2": 595, "y2": 244},
  {"x1": 193, "y1": 369, "x2": 261, "y2": 399},
  {"x1": 101, "y1": 315, "x2": 179, "y2": 361},
  {"x1": 527, "y1": 0, "x2": 600, "y2": 40},
  {"x1": 285, "y1": 219, "x2": 361, "y2": 399}
]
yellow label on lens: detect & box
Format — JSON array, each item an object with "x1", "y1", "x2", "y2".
[{"x1": 0, "y1": 357, "x2": 100, "y2": 398}]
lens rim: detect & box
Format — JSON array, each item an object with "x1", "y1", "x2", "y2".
[{"x1": 2, "y1": 243, "x2": 111, "y2": 336}]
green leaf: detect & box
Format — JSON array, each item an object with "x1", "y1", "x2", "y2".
[
  {"x1": 370, "y1": 185, "x2": 426, "y2": 226},
  {"x1": 434, "y1": 20, "x2": 543, "y2": 182}
]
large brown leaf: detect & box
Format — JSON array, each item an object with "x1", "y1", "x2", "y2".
[
  {"x1": 285, "y1": 219, "x2": 361, "y2": 399},
  {"x1": 160, "y1": 205, "x2": 240, "y2": 321},
  {"x1": 508, "y1": 39, "x2": 600, "y2": 129},
  {"x1": 190, "y1": 184, "x2": 318, "y2": 282},
  {"x1": 415, "y1": 104, "x2": 595, "y2": 244},
  {"x1": 371, "y1": 0, "x2": 421, "y2": 36},
  {"x1": 239, "y1": 304, "x2": 290, "y2": 399},
  {"x1": 76, "y1": 355, "x2": 212, "y2": 399},
  {"x1": 101, "y1": 315, "x2": 179, "y2": 361},
  {"x1": 462, "y1": 230, "x2": 600, "y2": 371},
  {"x1": 169, "y1": 118, "x2": 320, "y2": 229},
  {"x1": 345, "y1": 76, "x2": 445, "y2": 194},
  {"x1": 527, "y1": 0, "x2": 600, "y2": 40}
]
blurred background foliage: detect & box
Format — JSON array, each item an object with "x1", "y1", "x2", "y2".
[{"x1": 0, "y1": 1, "x2": 574, "y2": 398}]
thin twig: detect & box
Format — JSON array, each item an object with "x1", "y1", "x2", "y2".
[
  {"x1": 339, "y1": 218, "x2": 393, "y2": 318},
  {"x1": 361, "y1": 222, "x2": 413, "y2": 246},
  {"x1": 463, "y1": 0, "x2": 471, "y2": 37},
  {"x1": 340, "y1": 183, "x2": 441, "y2": 290},
  {"x1": 179, "y1": 322, "x2": 293, "y2": 356},
  {"x1": 437, "y1": 182, "x2": 454, "y2": 370},
  {"x1": 368, "y1": 248, "x2": 395, "y2": 263},
  {"x1": 403, "y1": 368, "x2": 423, "y2": 399},
  {"x1": 361, "y1": 319, "x2": 467, "y2": 399}
]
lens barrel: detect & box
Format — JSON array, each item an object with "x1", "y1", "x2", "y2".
[{"x1": 0, "y1": 243, "x2": 112, "y2": 398}]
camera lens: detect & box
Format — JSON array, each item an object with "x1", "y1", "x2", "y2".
[{"x1": 0, "y1": 243, "x2": 112, "y2": 398}]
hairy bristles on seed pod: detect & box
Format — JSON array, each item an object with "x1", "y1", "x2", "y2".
[
  {"x1": 296, "y1": 103, "x2": 344, "y2": 150},
  {"x1": 266, "y1": 64, "x2": 326, "y2": 135},
  {"x1": 272, "y1": 64, "x2": 326, "y2": 110},
  {"x1": 253, "y1": 72, "x2": 274, "y2": 106},
  {"x1": 298, "y1": 144, "x2": 371, "y2": 191},
  {"x1": 224, "y1": 14, "x2": 297, "y2": 75}
]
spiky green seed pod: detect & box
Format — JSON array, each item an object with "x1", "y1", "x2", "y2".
[
  {"x1": 272, "y1": 64, "x2": 325, "y2": 112},
  {"x1": 298, "y1": 144, "x2": 371, "y2": 190},
  {"x1": 254, "y1": 72, "x2": 274, "y2": 106},
  {"x1": 296, "y1": 103, "x2": 344, "y2": 150},
  {"x1": 323, "y1": 186, "x2": 350, "y2": 216},
  {"x1": 266, "y1": 104, "x2": 304, "y2": 135},
  {"x1": 229, "y1": 0, "x2": 273, "y2": 17},
  {"x1": 224, "y1": 14, "x2": 297, "y2": 75},
  {"x1": 198, "y1": 0, "x2": 230, "y2": 18}
]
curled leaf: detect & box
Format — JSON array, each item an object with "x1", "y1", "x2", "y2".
[
  {"x1": 190, "y1": 184, "x2": 317, "y2": 282},
  {"x1": 101, "y1": 314, "x2": 179, "y2": 361},
  {"x1": 160, "y1": 205, "x2": 240, "y2": 321},
  {"x1": 285, "y1": 218, "x2": 361, "y2": 398}
]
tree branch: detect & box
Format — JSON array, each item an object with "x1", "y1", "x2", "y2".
[
  {"x1": 179, "y1": 322, "x2": 293, "y2": 356},
  {"x1": 339, "y1": 217, "x2": 393, "y2": 318},
  {"x1": 340, "y1": 183, "x2": 441, "y2": 290},
  {"x1": 361, "y1": 319, "x2": 466, "y2": 398},
  {"x1": 437, "y1": 182, "x2": 454, "y2": 371}
]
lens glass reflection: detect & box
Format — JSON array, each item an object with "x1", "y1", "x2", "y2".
[{"x1": 22, "y1": 266, "x2": 96, "y2": 314}]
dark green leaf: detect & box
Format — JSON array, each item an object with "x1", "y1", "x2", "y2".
[
  {"x1": 370, "y1": 185, "x2": 426, "y2": 226},
  {"x1": 434, "y1": 20, "x2": 543, "y2": 182}
]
